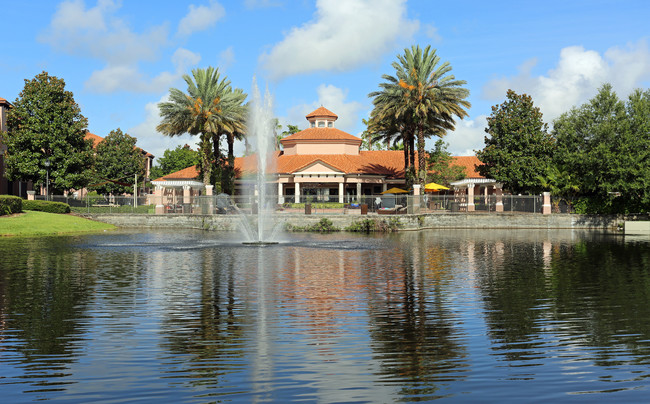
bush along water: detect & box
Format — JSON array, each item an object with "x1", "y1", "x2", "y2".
[
  {"x1": 345, "y1": 218, "x2": 401, "y2": 233},
  {"x1": 285, "y1": 218, "x2": 340, "y2": 232}
]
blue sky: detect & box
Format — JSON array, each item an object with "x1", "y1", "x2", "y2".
[{"x1": 2, "y1": 0, "x2": 649, "y2": 161}]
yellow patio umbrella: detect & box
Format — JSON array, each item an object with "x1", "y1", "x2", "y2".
[
  {"x1": 424, "y1": 182, "x2": 450, "y2": 192},
  {"x1": 381, "y1": 187, "x2": 409, "y2": 194}
]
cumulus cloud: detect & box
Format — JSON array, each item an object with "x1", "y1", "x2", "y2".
[
  {"x1": 85, "y1": 48, "x2": 201, "y2": 93},
  {"x1": 218, "y1": 47, "x2": 236, "y2": 71},
  {"x1": 128, "y1": 96, "x2": 199, "y2": 161},
  {"x1": 442, "y1": 115, "x2": 488, "y2": 157},
  {"x1": 285, "y1": 84, "x2": 366, "y2": 134},
  {"x1": 483, "y1": 40, "x2": 650, "y2": 121},
  {"x1": 260, "y1": 0, "x2": 419, "y2": 80},
  {"x1": 177, "y1": 1, "x2": 225, "y2": 37},
  {"x1": 40, "y1": 0, "x2": 168, "y2": 64}
]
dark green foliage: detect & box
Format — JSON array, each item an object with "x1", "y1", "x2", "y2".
[
  {"x1": 91, "y1": 128, "x2": 146, "y2": 195},
  {"x1": 477, "y1": 90, "x2": 554, "y2": 194},
  {"x1": 552, "y1": 84, "x2": 650, "y2": 213},
  {"x1": 345, "y1": 218, "x2": 401, "y2": 233},
  {"x1": 22, "y1": 200, "x2": 71, "y2": 214},
  {"x1": 4, "y1": 72, "x2": 94, "y2": 193},
  {"x1": 0, "y1": 195, "x2": 23, "y2": 215},
  {"x1": 150, "y1": 144, "x2": 199, "y2": 179},
  {"x1": 285, "y1": 218, "x2": 339, "y2": 232}
]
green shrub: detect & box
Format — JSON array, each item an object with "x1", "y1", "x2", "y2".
[
  {"x1": 345, "y1": 218, "x2": 402, "y2": 233},
  {"x1": 285, "y1": 217, "x2": 340, "y2": 232},
  {"x1": 22, "y1": 200, "x2": 71, "y2": 214},
  {"x1": 0, "y1": 195, "x2": 22, "y2": 216}
]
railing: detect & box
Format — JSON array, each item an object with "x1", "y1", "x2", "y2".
[{"x1": 36, "y1": 193, "x2": 546, "y2": 215}]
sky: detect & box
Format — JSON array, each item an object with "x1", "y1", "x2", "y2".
[{"x1": 2, "y1": 0, "x2": 649, "y2": 162}]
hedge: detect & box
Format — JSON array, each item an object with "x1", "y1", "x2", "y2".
[
  {"x1": 22, "y1": 200, "x2": 71, "y2": 214},
  {"x1": 0, "y1": 195, "x2": 23, "y2": 216}
]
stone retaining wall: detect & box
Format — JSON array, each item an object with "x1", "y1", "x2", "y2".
[{"x1": 81, "y1": 212, "x2": 622, "y2": 233}]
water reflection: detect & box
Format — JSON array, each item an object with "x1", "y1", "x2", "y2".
[{"x1": 1, "y1": 230, "x2": 649, "y2": 402}]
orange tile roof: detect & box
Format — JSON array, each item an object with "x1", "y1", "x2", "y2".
[
  {"x1": 85, "y1": 131, "x2": 154, "y2": 158},
  {"x1": 280, "y1": 127, "x2": 361, "y2": 143},
  {"x1": 451, "y1": 156, "x2": 483, "y2": 178},
  {"x1": 156, "y1": 153, "x2": 484, "y2": 182},
  {"x1": 306, "y1": 106, "x2": 337, "y2": 119}
]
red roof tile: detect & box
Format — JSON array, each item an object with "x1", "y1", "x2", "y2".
[
  {"x1": 85, "y1": 131, "x2": 154, "y2": 158},
  {"x1": 451, "y1": 156, "x2": 483, "y2": 178},
  {"x1": 280, "y1": 127, "x2": 361, "y2": 143},
  {"x1": 306, "y1": 106, "x2": 337, "y2": 119}
]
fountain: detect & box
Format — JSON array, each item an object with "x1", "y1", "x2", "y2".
[{"x1": 240, "y1": 78, "x2": 279, "y2": 245}]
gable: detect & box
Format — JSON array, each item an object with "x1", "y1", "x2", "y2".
[{"x1": 294, "y1": 160, "x2": 344, "y2": 174}]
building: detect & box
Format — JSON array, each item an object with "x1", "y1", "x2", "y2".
[
  {"x1": 152, "y1": 107, "x2": 494, "y2": 209},
  {"x1": 0, "y1": 97, "x2": 32, "y2": 197}
]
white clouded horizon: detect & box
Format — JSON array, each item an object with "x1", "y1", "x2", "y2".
[
  {"x1": 483, "y1": 40, "x2": 650, "y2": 122},
  {"x1": 260, "y1": 0, "x2": 419, "y2": 80}
]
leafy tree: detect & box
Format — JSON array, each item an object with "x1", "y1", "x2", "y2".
[
  {"x1": 157, "y1": 67, "x2": 247, "y2": 192},
  {"x1": 427, "y1": 139, "x2": 466, "y2": 185},
  {"x1": 368, "y1": 45, "x2": 470, "y2": 186},
  {"x1": 552, "y1": 84, "x2": 650, "y2": 213},
  {"x1": 360, "y1": 118, "x2": 391, "y2": 150},
  {"x1": 91, "y1": 128, "x2": 146, "y2": 195},
  {"x1": 476, "y1": 90, "x2": 554, "y2": 194},
  {"x1": 4, "y1": 71, "x2": 93, "y2": 193},
  {"x1": 150, "y1": 144, "x2": 199, "y2": 180}
]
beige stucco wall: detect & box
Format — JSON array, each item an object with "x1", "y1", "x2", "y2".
[{"x1": 284, "y1": 142, "x2": 359, "y2": 155}]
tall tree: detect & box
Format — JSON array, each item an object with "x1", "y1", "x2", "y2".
[
  {"x1": 477, "y1": 90, "x2": 554, "y2": 194},
  {"x1": 220, "y1": 87, "x2": 248, "y2": 195},
  {"x1": 4, "y1": 71, "x2": 93, "y2": 193},
  {"x1": 91, "y1": 128, "x2": 146, "y2": 195},
  {"x1": 368, "y1": 45, "x2": 471, "y2": 186},
  {"x1": 157, "y1": 67, "x2": 246, "y2": 190},
  {"x1": 552, "y1": 84, "x2": 650, "y2": 213},
  {"x1": 150, "y1": 144, "x2": 200, "y2": 180}
]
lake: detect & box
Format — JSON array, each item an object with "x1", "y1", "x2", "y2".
[{"x1": 1, "y1": 229, "x2": 649, "y2": 402}]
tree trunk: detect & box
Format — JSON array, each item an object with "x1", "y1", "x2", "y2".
[
  {"x1": 199, "y1": 134, "x2": 212, "y2": 186},
  {"x1": 417, "y1": 126, "x2": 426, "y2": 186},
  {"x1": 223, "y1": 132, "x2": 235, "y2": 195}
]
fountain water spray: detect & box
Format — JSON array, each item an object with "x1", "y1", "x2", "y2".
[{"x1": 241, "y1": 78, "x2": 279, "y2": 245}]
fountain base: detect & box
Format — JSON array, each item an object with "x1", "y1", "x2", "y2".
[{"x1": 242, "y1": 241, "x2": 279, "y2": 246}]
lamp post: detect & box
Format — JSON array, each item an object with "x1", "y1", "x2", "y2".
[{"x1": 44, "y1": 158, "x2": 50, "y2": 201}]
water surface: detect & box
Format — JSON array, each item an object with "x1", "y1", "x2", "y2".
[{"x1": 1, "y1": 229, "x2": 649, "y2": 402}]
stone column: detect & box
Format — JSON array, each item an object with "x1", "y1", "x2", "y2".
[
  {"x1": 467, "y1": 184, "x2": 475, "y2": 212},
  {"x1": 154, "y1": 186, "x2": 165, "y2": 214},
  {"x1": 206, "y1": 185, "x2": 214, "y2": 214},
  {"x1": 495, "y1": 185, "x2": 504, "y2": 212},
  {"x1": 27, "y1": 191, "x2": 35, "y2": 201},
  {"x1": 183, "y1": 185, "x2": 191, "y2": 214},
  {"x1": 356, "y1": 182, "x2": 361, "y2": 203},
  {"x1": 338, "y1": 182, "x2": 344, "y2": 204},
  {"x1": 295, "y1": 182, "x2": 300, "y2": 204},
  {"x1": 412, "y1": 184, "x2": 421, "y2": 214},
  {"x1": 542, "y1": 191, "x2": 551, "y2": 215}
]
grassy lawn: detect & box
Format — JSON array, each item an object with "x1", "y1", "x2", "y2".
[{"x1": 0, "y1": 211, "x2": 115, "y2": 236}]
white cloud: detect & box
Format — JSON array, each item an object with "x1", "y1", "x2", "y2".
[
  {"x1": 483, "y1": 40, "x2": 650, "y2": 121},
  {"x1": 41, "y1": 0, "x2": 168, "y2": 64},
  {"x1": 442, "y1": 115, "x2": 488, "y2": 157},
  {"x1": 424, "y1": 23, "x2": 442, "y2": 43},
  {"x1": 128, "y1": 96, "x2": 199, "y2": 162},
  {"x1": 85, "y1": 48, "x2": 201, "y2": 93},
  {"x1": 177, "y1": 1, "x2": 225, "y2": 37},
  {"x1": 218, "y1": 47, "x2": 236, "y2": 71},
  {"x1": 285, "y1": 84, "x2": 365, "y2": 134},
  {"x1": 260, "y1": 0, "x2": 419, "y2": 80}
]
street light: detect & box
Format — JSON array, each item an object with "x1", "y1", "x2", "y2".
[{"x1": 44, "y1": 158, "x2": 50, "y2": 201}]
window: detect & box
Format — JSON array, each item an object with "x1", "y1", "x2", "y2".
[
  {"x1": 327, "y1": 122, "x2": 333, "y2": 127},
  {"x1": 318, "y1": 121, "x2": 325, "y2": 127},
  {"x1": 311, "y1": 122, "x2": 315, "y2": 128}
]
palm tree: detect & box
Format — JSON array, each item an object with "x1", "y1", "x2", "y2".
[
  {"x1": 217, "y1": 87, "x2": 248, "y2": 195},
  {"x1": 368, "y1": 45, "x2": 471, "y2": 186},
  {"x1": 157, "y1": 67, "x2": 247, "y2": 190}
]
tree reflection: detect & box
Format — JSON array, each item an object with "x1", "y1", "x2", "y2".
[{"x1": 365, "y1": 232, "x2": 469, "y2": 399}]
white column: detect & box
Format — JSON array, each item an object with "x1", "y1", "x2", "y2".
[
  {"x1": 542, "y1": 191, "x2": 551, "y2": 215},
  {"x1": 467, "y1": 184, "x2": 475, "y2": 212},
  {"x1": 154, "y1": 185, "x2": 164, "y2": 214},
  {"x1": 295, "y1": 182, "x2": 300, "y2": 204},
  {"x1": 356, "y1": 182, "x2": 361, "y2": 202},
  {"x1": 338, "y1": 182, "x2": 344, "y2": 204},
  {"x1": 278, "y1": 182, "x2": 284, "y2": 204},
  {"x1": 412, "y1": 184, "x2": 421, "y2": 213}
]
